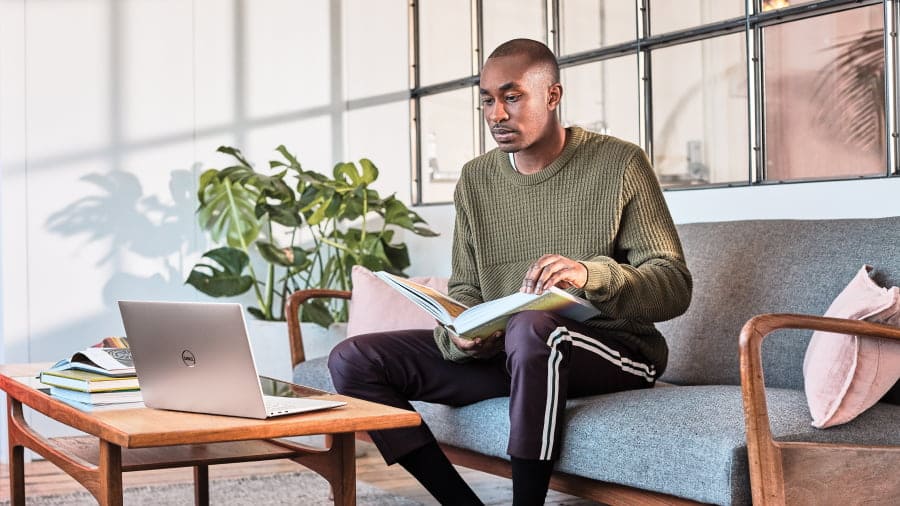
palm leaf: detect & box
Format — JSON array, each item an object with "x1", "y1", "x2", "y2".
[{"x1": 812, "y1": 29, "x2": 885, "y2": 151}]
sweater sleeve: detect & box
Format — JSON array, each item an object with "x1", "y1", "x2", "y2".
[
  {"x1": 580, "y1": 149, "x2": 692, "y2": 322},
  {"x1": 433, "y1": 180, "x2": 484, "y2": 363}
]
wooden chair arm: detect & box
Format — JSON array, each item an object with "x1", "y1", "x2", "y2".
[
  {"x1": 739, "y1": 313, "x2": 900, "y2": 504},
  {"x1": 285, "y1": 289, "x2": 352, "y2": 368}
]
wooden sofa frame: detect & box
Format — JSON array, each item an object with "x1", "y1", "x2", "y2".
[{"x1": 286, "y1": 289, "x2": 900, "y2": 506}]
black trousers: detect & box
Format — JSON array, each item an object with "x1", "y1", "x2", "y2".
[{"x1": 328, "y1": 310, "x2": 656, "y2": 464}]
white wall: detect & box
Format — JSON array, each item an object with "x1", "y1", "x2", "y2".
[{"x1": 0, "y1": 0, "x2": 417, "y2": 461}]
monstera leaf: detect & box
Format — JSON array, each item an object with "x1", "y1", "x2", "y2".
[
  {"x1": 185, "y1": 247, "x2": 254, "y2": 297},
  {"x1": 196, "y1": 169, "x2": 261, "y2": 249},
  {"x1": 256, "y1": 241, "x2": 312, "y2": 270}
]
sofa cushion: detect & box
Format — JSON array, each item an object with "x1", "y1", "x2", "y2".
[
  {"x1": 294, "y1": 359, "x2": 900, "y2": 505},
  {"x1": 293, "y1": 356, "x2": 335, "y2": 392},
  {"x1": 419, "y1": 385, "x2": 900, "y2": 506},
  {"x1": 346, "y1": 265, "x2": 448, "y2": 337},
  {"x1": 659, "y1": 217, "x2": 900, "y2": 390},
  {"x1": 803, "y1": 265, "x2": 900, "y2": 428}
]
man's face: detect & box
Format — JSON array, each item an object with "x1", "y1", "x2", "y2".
[{"x1": 479, "y1": 54, "x2": 560, "y2": 153}]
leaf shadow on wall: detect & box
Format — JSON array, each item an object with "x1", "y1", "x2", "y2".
[{"x1": 42, "y1": 169, "x2": 201, "y2": 348}]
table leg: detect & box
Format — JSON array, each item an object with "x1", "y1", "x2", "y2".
[
  {"x1": 8, "y1": 441, "x2": 25, "y2": 506},
  {"x1": 96, "y1": 440, "x2": 123, "y2": 506},
  {"x1": 194, "y1": 464, "x2": 209, "y2": 506},
  {"x1": 6, "y1": 397, "x2": 25, "y2": 506},
  {"x1": 329, "y1": 433, "x2": 356, "y2": 506}
]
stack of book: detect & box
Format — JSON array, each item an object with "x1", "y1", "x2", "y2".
[{"x1": 39, "y1": 344, "x2": 142, "y2": 409}]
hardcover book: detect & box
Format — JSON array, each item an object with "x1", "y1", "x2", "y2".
[
  {"x1": 49, "y1": 386, "x2": 142, "y2": 405},
  {"x1": 40, "y1": 369, "x2": 139, "y2": 392},
  {"x1": 373, "y1": 271, "x2": 602, "y2": 339}
]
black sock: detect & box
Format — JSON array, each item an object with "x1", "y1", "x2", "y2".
[
  {"x1": 511, "y1": 456, "x2": 554, "y2": 506},
  {"x1": 397, "y1": 442, "x2": 483, "y2": 505}
]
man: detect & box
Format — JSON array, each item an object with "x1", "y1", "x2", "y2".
[{"x1": 329, "y1": 39, "x2": 691, "y2": 505}]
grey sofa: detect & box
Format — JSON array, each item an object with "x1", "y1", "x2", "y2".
[{"x1": 290, "y1": 218, "x2": 900, "y2": 505}]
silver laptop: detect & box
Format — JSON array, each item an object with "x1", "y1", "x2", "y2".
[{"x1": 118, "y1": 300, "x2": 346, "y2": 419}]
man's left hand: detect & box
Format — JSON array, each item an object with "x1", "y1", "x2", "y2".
[
  {"x1": 521, "y1": 254, "x2": 588, "y2": 294},
  {"x1": 448, "y1": 329, "x2": 505, "y2": 359}
]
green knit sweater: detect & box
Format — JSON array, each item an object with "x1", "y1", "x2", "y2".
[{"x1": 433, "y1": 126, "x2": 692, "y2": 373}]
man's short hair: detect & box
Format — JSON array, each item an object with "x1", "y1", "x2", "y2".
[{"x1": 487, "y1": 38, "x2": 560, "y2": 84}]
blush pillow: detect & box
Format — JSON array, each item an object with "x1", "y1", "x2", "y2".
[
  {"x1": 803, "y1": 265, "x2": 900, "y2": 428},
  {"x1": 346, "y1": 265, "x2": 449, "y2": 337}
]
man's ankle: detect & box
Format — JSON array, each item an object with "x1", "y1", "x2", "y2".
[
  {"x1": 511, "y1": 456, "x2": 554, "y2": 506},
  {"x1": 398, "y1": 442, "x2": 483, "y2": 505}
]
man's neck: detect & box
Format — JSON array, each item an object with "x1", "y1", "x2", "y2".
[{"x1": 511, "y1": 124, "x2": 568, "y2": 175}]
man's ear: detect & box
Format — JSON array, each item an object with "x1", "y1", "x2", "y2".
[{"x1": 548, "y1": 83, "x2": 563, "y2": 111}]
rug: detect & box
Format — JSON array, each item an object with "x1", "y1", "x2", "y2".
[{"x1": 1, "y1": 471, "x2": 424, "y2": 505}]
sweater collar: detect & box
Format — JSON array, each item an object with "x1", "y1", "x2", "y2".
[{"x1": 499, "y1": 126, "x2": 586, "y2": 186}]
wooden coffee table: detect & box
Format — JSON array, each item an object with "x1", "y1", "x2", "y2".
[{"x1": 0, "y1": 364, "x2": 420, "y2": 506}]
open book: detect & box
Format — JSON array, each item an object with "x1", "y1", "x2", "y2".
[
  {"x1": 47, "y1": 347, "x2": 136, "y2": 377},
  {"x1": 373, "y1": 271, "x2": 602, "y2": 339}
]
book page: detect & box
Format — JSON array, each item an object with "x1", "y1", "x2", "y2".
[
  {"x1": 453, "y1": 287, "x2": 602, "y2": 337},
  {"x1": 453, "y1": 292, "x2": 538, "y2": 333},
  {"x1": 374, "y1": 272, "x2": 469, "y2": 321},
  {"x1": 72, "y1": 348, "x2": 135, "y2": 372}
]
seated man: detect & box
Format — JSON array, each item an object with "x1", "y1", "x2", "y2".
[{"x1": 329, "y1": 38, "x2": 692, "y2": 505}]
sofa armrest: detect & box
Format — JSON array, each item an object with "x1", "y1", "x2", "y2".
[
  {"x1": 285, "y1": 289, "x2": 352, "y2": 368},
  {"x1": 739, "y1": 313, "x2": 900, "y2": 505}
]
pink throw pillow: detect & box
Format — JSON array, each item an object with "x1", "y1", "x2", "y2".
[
  {"x1": 346, "y1": 265, "x2": 448, "y2": 337},
  {"x1": 803, "y1": 265, "x2": 900, "y2": 428}
]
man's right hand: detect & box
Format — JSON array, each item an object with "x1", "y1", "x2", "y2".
[{"x1": 447, "y1": 328, "x2": 504, "y2": 359}]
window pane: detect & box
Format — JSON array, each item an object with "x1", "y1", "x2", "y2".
[
  {"x1": 650, "y1": 0, "x2": 744, "y2": 35},
  {"x1": 652, "y1": 33, "x2": 749, "y2": 186},
  {"x1": 761, "y1": 0, "x2": 814, "y2": 13},
  {"x1": 419, "y1": 87, "x2": 478, "y2": 203},
  {"x1": 561, "y1": 57, "x2": 640, "y2": 145},
  {"x1": 482, "y1": 0, "x2": 545, "y2": 61},
  {"x1": 764, "y1": 5, "x2": 885, "y2": 181},
  {"x1": 560, "y1": 0, "x2": 636, "y2": 55},
  {"x1": 419, "y1": 0, "x2": 472, "y2": 86}
]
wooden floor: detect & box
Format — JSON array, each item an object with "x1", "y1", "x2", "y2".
[{"x1": 0, "y1": 441, "x2": 599, "y2": 505}]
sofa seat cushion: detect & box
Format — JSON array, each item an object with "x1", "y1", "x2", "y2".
[
  {"x1": 293, "y1": 360, "x2": 900, "y2": 505},
  {"x1": 293, "y1": 356, "x2": 335, "y2": 392}
]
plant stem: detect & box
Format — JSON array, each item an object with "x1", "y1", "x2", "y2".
[
  {"x1": 224, "y1": 179, "x2": 268, "y2": 317},
  {"x1": 314, "y1": 223, "x2": 329, "y2": 288},
  {"x1": 279, "y1": 228, "x2": 299, "y2": 321},
  {"x1": 264, "y1": 221, "x2": 275, "y2": 319},
  {"x1": 318, "y1": 236, "x2": 352, "y2": 253},
  {"x1": 360, "y1": 188, "x2": 368, "y2": 246}
]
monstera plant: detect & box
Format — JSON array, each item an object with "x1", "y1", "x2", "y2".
[{"x1": 185, "y1": 145, "x2": 437, "y2": 326}]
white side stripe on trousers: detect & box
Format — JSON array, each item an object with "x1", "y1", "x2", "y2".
[{"x1": 538, "y1": 327, "x2": 657, "y2": 460}]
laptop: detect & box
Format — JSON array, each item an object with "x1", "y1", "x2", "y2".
[{"x1": 118, "y1": 300, "x2": 346, "y2": 419}]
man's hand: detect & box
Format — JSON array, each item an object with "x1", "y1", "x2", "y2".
[
  {"x1": 448, "y1": 329, "x2": 504, "y2": 359},
  {"x1": 521, "y1": 254, "x2": 588, "y2": 294}
]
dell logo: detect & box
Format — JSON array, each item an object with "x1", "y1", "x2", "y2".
[{"x1": 181, "y1": 350, "x2": 197, "y2": 367}]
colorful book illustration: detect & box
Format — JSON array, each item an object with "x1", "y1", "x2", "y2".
[
  {"x1": 48, "y1": 347, "x2": 136, "y2": 377},
  {"x1": 373, "y1": 271, "x2": 602, "y2": 339},
  {"x1": 40, "y1": 369, "x2": 139, "y2": 392}
]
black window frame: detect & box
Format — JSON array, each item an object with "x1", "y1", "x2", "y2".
[{"x1": 409, "y1": 0, "x2": 898, "y2": 204}]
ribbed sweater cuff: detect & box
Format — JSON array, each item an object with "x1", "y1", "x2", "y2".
[
  {"x1": 433, "y1": 327, "x2": 474, "y2": 363},
  {"x1": 580, "y1": 259, "x2": 613, "y2": 294}
]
